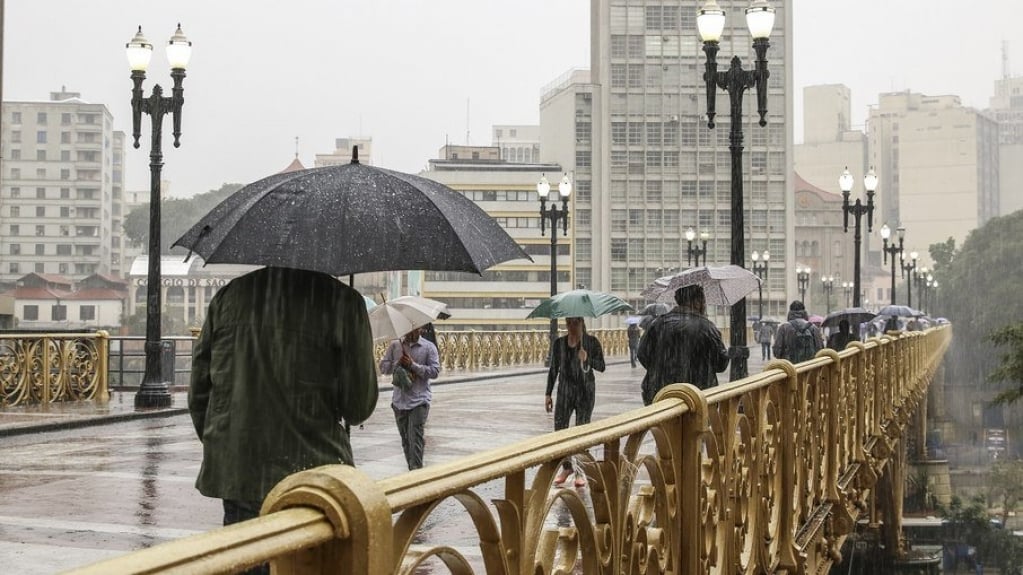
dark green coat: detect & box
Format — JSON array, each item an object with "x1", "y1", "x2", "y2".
[{"x1": 188, "y1": 267, "x2": 378, "y2": 503}]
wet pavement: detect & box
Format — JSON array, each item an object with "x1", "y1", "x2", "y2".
[{"x1": 0, "y1": 354, "x2": 767, "y2": 574}]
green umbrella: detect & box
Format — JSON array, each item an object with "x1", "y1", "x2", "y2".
[{"x1": 526, "y1": 289, "x2": 633, "y2": 319}]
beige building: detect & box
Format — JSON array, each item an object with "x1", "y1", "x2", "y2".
[
  {"x1": 867, "y1": 92, "x2": 1000, "y2": 265},
  {"x1": 0, "y1": 89, "x2": 126, "y2": 286},
  {"x1": 988, "y1": 73, "x2": 1023, "y2": 215},
  {"x1": 541, "y1": 0, "x2": 794, "y2": 323},
  {"x1": 795, "y1": 85, "x2": 868, "y2": 197},
  {"x1": 419, "y1": 145, "x2": 566, "y2": 330},
  {"x1": 314, "y1": 137, "x2": 372, "y2": 167},
  {"x1": 492, "y1": 125, "x2": 541, "y2": 163}
]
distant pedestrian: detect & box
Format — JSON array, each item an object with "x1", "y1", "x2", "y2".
[
  {"x1": 545, "y1": 317, "x2": 606, "y2": 487},
  {"x1": 637, "y1": 284, "x2": 730, "y2": 405},
  {"x1": 420, "y1": 322, "x2": 440, "y2": 364},
  {"x1": 773, "y1": 300, "x2": 823, "y2": 363},
  {"x1": 827, "y1": 319, "x2": 856, "y2": 351},
  {"x1": 380, "y1": 326, "x2": 440, "y2": 470},
  {"x1": 627, "y1": 323, "x2": 641, "y2": 368},
  {"x1": 189, "y1": 266, "x2": 378, "y2": 575},
  {"x1": 756, "y1": 322, "x2": 774, "y2": 360}
]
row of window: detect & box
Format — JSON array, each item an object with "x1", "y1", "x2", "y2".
[
  {"x1": 425, "y1": 270, "x2": 571, "y2": 283},
  {"x1": 5, "y1": 187, "x2": 101, "y2": 200},
  {"x1": 8, "y1": 262, "x2": 98, "y2": 275},
  {"x1": 10, "y1": 111, "x2": 102, "y2": 125},
  {"x1": 8, "y1": 130, "x2": 103, "y2": 145},
  {"x1": 599, "y1": 237, "x2": 788, "y2": 265},
  {"x1": 6, "y1": 205, "x2": 104, "y2": 221},
  {"x1": 8, "y1": 243, "x2": 98, "y2": 256},
  {"x1": 7, "y1": 167, "x2": 107, "y2": 181},
  {"x1": 460, "y1": 190, "x2": 535, "y2": 202},
  {"x1": 609, "y1": 119, "x2": 783, "y2": 148},
  {"x1": 21, "y1": 304, "x2": 96, "y2": 322},
  {"x1": 6, "y1": 149, "x2": 102, "y2": 162}
]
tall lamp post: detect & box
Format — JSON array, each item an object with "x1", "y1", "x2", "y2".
[
  {"x1": 880, "y1": 224, "x2": 905, "y2": 305},
  {"x1": 796, "y1": 266, "x2": 810, "y2": 303},
  {"x1": 821, "y1": 275, "x2": 834, "y2": 314},
  {"x1": 750, "y1": 250, "x2": 769, "y2": 320},
  {"x1": 685, "y1": 228, "x2": 710, "y2": 266},
  {"x1": 538, "y1": 173, "x2": 571, "y2": 360},
  {"x1": 842, "y1": 281, "x2": 853, "y2": 307},
  {"x1": 839, "y1": 167, "x2": 877, "y2": 308},
  {"x1": 698, "y1": 0, "x2": 774, "y2": 381},
  {"x1": 915, "y1": 267, "x2": 930, "y2": 311},
  {"x1": 127, "y1": 25, "x2": 192, "y2": 409},
  {"x1": 900, "y1": 251, "x2": 918, "y2": 308}
]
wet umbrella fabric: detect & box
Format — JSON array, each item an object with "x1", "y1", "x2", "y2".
[
  {"x1": 649, "y1": 265, "x2": 761, "y2": 307},
  {"x1": 526, "y1": 289, "x2": 633, "y2": 319},
  {"x1": 808, "y1": 315, "x2": 825, "y2": 325},
  {"x1": 173, "y1": 158, "x2": 530, "y2": 277},
  {"x1": 821, "y1": 307, "x2": 876, "y2": 330},
  {"x1": 639, "y1": 302, "x2": 671, "y2": 317},
  {"x1": 877, "y1": 305, "x2": 924, "y2": 318},
  {"x1": 368, "y1": 296, "x2": 450, "y2": 343}
]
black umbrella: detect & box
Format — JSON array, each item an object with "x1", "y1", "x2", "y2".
[
  {"x1": 876, "y1": 305, "x2": 924, "y2": 318},
  {"x1": 173, "y1": 148, "x2": 530, "y2": 276},
  {"x1": 821, "y1": 307, "x2": 877, "y2": 329}
]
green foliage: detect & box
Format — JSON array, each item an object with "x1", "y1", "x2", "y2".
[
  {"x1": 928, "y1": 236, "x2": 956, "y2": 273},
  {"x1": 987, "y1": 323, "x2": 1023, "y2": 404},
  {"x1": 122, "y1": 183, "x2": 243, "y2": 254},
  {"x1": 987, "y1": 459, "x2": 1023, "y2": 525}
]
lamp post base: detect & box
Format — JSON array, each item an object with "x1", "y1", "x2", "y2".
[{"x1": 134, "y1": 382, "x2": 173, "y2": 409}]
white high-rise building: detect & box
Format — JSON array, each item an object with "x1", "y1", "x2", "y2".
[
  {"x1": 0, "y1": 89, "x2": 125, "y2": 285},
  {"x1": 541, "y1": 0, "x2": 794, "y2": 322},
  {"x1": 492, "y1": 125, "x2": 541, "y2": 164},
  {"x1": 314, "y1": 137, "x2": 372, "y2": 167},
  {"x1": 988, "y1": 73, "x2": 1023, "y2": 215}
]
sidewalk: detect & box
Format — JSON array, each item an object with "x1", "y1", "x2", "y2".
[{"x1": 0, "y1": 363, "x2": 554, "y2": 438}]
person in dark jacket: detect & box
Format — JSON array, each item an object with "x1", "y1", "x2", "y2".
[
  {"x1": 773, "y1": 300, "x2": 824, "y2": 361},
  {"x1": 627, "y1": 323, "x2": 641, "y2": 367},
  {"x1": 544, "y1": 317, "x2": 606, "y2": 487},
  {"x1": 189, "y1": 267, "x2": 378, "y2": 539},
  {"x1": 827, "y1": 319, "x2": 857, "y2": 351},
  {"x1": 637, "y1": 284, "x2": 729, "y2": 405}
]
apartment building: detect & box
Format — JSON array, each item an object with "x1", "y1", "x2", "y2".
[
  {"x1": 314, "y1": 137, "x2": 372, "y2": 167},
  {"x1": 0, "y1": 89, "x2": 125, "y2": 286},
  {"x1": 492, "y1": 125, "x2": 541, "y2": 163},
  {"x1": 988, "y1": 73, "x2": 1023, "y2": 215}
]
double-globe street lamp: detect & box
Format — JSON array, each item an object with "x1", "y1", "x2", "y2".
[
  {"x1": 796, "y1": 266, "x2": 811, "y2": 303},
  {"x1": 537, "y1": 173, "x2": 572, "y2": 360},
  {"x1": 685, "y1": 228, "x2": 710, "y2": 266},
  {"x1": 750, "y1": 250, "x2": 769, "y2": 320},
  {"x1": 821, "y1": 275, "x2": 835, "y2": 314},
  {"x1": 880, "y1": 224, "x2": 906, "y2": 305},
  {"x1": 842, "y1": 281, "x2": 853, "y2": 307},
  {"x1": 697, "y1": 0, "x2": 775, "y2": 381},
  {"x1": 900, "y1": 251, "x2": 919, "y2": 308},
  {"x1": 126, "y1": 25, "x2": 192, "y2": 409},
  {"x1": 839, "y1": 167, "x2": 877, "y2": 308},
  {"x1": 915, "y1": 267, "x2": 931, "y2": 312}
]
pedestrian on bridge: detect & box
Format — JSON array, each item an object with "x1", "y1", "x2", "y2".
[
  {"x1": 380, "y1": 326, "x2": 441, "y2": 470},
  {"x1": 637, "y1": 284, "x2": 729, "y2": 405},
  {"x1": 545, "y1": 317, "x2": 606, "y2": 487},
  {"x1": 188, "y1": 267, "x2": 379, "y2": 551}
]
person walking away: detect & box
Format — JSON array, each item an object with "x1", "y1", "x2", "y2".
[
  {"x1": 189, "y1": 266, "x2": 378, "y2": 575},
  {"x1": 757, "y1": 322, "x2": 774, "y2": 360},
  {"x1": 627, "y1": 323, "x2": 641, "y2": 368},
  {"x1": 380, "y1": 326, "x2": 440, "y2": 470},
  {"x1": 637, "y1": 284, "x2": 730, "y2": 405},
  {"x1": 773, "y1": 300, "x2": 823, "y2": 363},
  {"x1": 827, "y1": 319, "x2": 856, "y2": 351},
  {"x1": 544, "y1": 317, "x2": 606, "y2": 487}
]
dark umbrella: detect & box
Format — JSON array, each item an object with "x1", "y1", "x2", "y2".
[
  {"x1": 639, "y1": 302, "x2": 671, "y2": 330},
  {"x1": 173, "y1": 147, "x2": 530, "y2": 276},
  {"x1": 821, "y1": 307, "x2": 877, "y2": 330}
]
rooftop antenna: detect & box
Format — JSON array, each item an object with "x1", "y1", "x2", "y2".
[
  {"x1": 466, "y1": 98, "x2": 471, "y2": 145},
  {"x1": 1003, "y1": 40, "x2": 1011, "y2": 79},
  {"x1": 294, "y1": 136, "x2": 299, "y2": 159}
]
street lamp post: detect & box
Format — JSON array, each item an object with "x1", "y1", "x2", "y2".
[
  {"x1": 685, "y1": 228, "x2": 710, "y2": 267},
  {"x1": 839, "y1": 167, "x2": 877, "y2": 308},
  {"x1": 126, "y1": 25, "x2": 192, "y2": 409},
  {"x1": 538, "y1": 173, "x2": 572, "y2": 361},
  {"x1": 842, "y1": 281, "x2": 853, "y2": 307},
  {"x1": 698, "y1": 0, "x2": 775, "y2": 381},
  {"x1": 750, "y1": 250, "x2": 769, "y2": 320},
  {"x1": 821, "y1": 275, "x2": 834, "y2": 314},
  {"x1": 880, "y1": 224, "x2": 905, "y2": 305},
  {"x1": 900, "y1": 251, "x2": 919, "y2": 308},
  {"x1": 915, "y1": 267, "x2": 930, "y2": 312},
  {"x1": 796, "y1": 266, "x2": 810, "y2": 303}
]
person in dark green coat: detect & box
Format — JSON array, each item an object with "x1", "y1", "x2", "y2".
[{"x1": 188, "y1": 266, "x2": 378, "y2": 531}]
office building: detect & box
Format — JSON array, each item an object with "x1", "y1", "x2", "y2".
[{"x1": 492, "y1": 125, "x2": 541, "y2": 163}]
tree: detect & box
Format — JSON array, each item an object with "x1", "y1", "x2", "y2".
[
  {"x1": 928, "y1": 236, "x2": 956, "y2": 274},
  {"x1": 988, "y1": 323, "x2": 1023, "y2": 404},
  {"x1": 987, "y1": 459, "x2": 1023, "y2": 526},
  {"x1": 122, "y1": 183, "x2": 243, "y2": 254}
]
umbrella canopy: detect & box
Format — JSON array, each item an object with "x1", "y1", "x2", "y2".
[
  {"x1": 368, "y1": 296, "x2": 451, "y2": 344},
  {"x1": 173, "y1": 153, "x2": 530, "y2": 277},
  {"x1": 649, "y1": 265, "x2": 761, "y2": 306},
  {"x1": 526, "y1": 289, "x2": 633, "y2": 319},
  {"x1": 640, "y1": 275, "x2": 673, "y2": 301},
  {"x1": 363, "y1": 295, "x2": 377, "y2": 311},
  {"x1": 808, "y1": 315, "x2": 825, "y2": 325},
  {"x1": 877, "y1": 305, "x2": 924, "y2": 318},
  {"x1": 625, "y1": 316, "x2": 643, "y2": 326},
  {"x1": 821, "y1": 307, "x2": 876, "y2": 329},
  {"x1": 640, "y1": 302, "x2": 671, "y2": 317}
]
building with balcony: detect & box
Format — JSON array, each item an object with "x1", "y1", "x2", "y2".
[
  {"x1": 0, "y1": 89, "x2": 125, "y2": 286},
  {"x1": 492, "y1": 125, "x2": 541, "y2": 164}
]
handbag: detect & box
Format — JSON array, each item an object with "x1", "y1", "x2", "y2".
[{"x1": 391, "y1": 365, "x2": 412, "y2": 390}]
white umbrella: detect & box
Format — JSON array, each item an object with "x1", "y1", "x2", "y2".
[
  {"x1": 649, "y1": 265, "x2": 761, "y2": 306},
  {"x1": 368, "y1": 296, "x2": 450, "y2": 343}
]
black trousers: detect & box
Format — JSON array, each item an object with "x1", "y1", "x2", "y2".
[
  {"x1": 393, "y1": 403, "x2": 430, "y2": 470},
  {"x1": 223, "y1": 499, "x2": 270, "y2": 575}
]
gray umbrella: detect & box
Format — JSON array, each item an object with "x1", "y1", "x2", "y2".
[
  {"x1": 173, "y1": 149, "x2": 530, "y2": 276},
  {"x1": 877, "y1": 305, "x2": 924, "y2": 318},
  {"x1": 821, "y1": 307, "x2": 877, "y2": 329}
]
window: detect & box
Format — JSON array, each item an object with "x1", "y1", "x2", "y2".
[
  {"x1": 36, "y1": 187, "x2": 46, "y2": 199},
  {"x1": 60, "y1": 150, "x2": 70, "y2": 161},
  {"x1": 8, "y1": 262, "x2": 19, "y2": 274},
  {"x1": 9, "y1": 149, "x2": 20, "y2": 160},
  {"x1": 611, "y1": 35, "x2": 626, "y2": 58},
  {"x1": 60, "y1": 188, "x2": 70, "y2": 199},
  {"x1": 11, "y1": 167, "x2": 20, "y2": 179},
  {"x1": 11, "y1": 130, "x2": 21, "y2": 143},
  {"x1": 36, "y1": 206, "x2": 45, "y2": 217},
  {"x1": 9, "y1": 243, "x2": 20, "y2": 255},
  {"x1": 24, "y1": 305, "x2": 38, "y2": 321},
  {"x1": 59, "y1": 263, "x2": 68, "y2": 274},
  {"x1": 575, "y1": 150, "x2": 591, "y2": 168},
  {"x1": 60, "y1": 206, "x2": 70, "y2": 218},
  {"x1": 611, "y1": 239, "x2": 628, "y2": 261},
  {"x1": 36, "y1": 131, "x2": 47, "y2": 144},
  {"x1": 61, "y1": 113, "x2": 72, "y2": 125},
  {"x1": 35, "y1": 243, "x2": 44, "y2": 255},
  {"x1": 80, "y1": 305, "x2": 96, "y2": 321},
  {"x1": 36, "y1": 150, "x2": 46, "y2": 161},
  {"x1": 10, "y1": 206, "x2": 19, "y2": 217},
  {"x1": 9, "y1": 224, "x2": 19, "y2": 235},
  {"x1": 51, "y1": 304, "x2": 67, "y2": 322},
  {"x1": 11, "y1": 111, "x2": 21, "y2": 123},
  {"x1": 61, "y1": 131, "x2": 71, "y2": 144},
  {"x1": 35, "y1": 226, "x2": 44, "y2": 236},
  {"x1": 36, "y1": 168, "x2": 46, "y2": 179},
  {"x1": 10, "y1": 187, "x2": 20, "y2": 198},
  {"x1": 37, "y1": 112, "x2": 47, "y2": 123},
  {"x1": 56, "y1": 244, "x2": 71, "y2": 255},
  {"x1": 611, "y1": 64, "x2": 626, "y2": 88},
  {"x1": 611, "y1": 122, "x2": 627, "y2": 145},
  {"x1": 60, "y1": 169, "x2": 70, "y2": 180}
]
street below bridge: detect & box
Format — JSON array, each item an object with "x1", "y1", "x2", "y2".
[{"x1": 0, "y1": 355, "x2": 767, "y2": 574}]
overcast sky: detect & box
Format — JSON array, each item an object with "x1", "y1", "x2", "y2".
[{"x1": 4, "y1": 0, "x2": 1022, "y2": 197}]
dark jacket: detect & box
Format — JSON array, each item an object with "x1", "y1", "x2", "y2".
[
  {"x1": 546, "y1": 333, "x2": 606, "y2": 396},
  {"x1": 773, "y1": 308, "x2": 824, "y2": 361},
  {"x1": 637, "y1": 308, "x2": 729, "y2": 404},
  {"x1": 188, "y1": 267, "x2": 378, "y2": 502},
  {"x1": 827, "y1": 331, "x2": 856, "y2": 351}
]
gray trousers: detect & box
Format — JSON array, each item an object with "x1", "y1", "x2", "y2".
[{"x1": 393, "y1": 403, "x2": 430, "y2": 470}]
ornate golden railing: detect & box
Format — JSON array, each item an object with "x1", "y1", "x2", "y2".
[
  {"x1": 70, "y1": 327, "x2": 950, "y2": 575},
  {"x1": 0, "y1": 331, "x2": 110, "y2": 407}
]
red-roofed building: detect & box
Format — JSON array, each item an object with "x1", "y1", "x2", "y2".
[
  {"x1": 279, "y1": 157, "x2": 306, "y2": 174},
  {"x1": 1, "y1": 272, "x2": 128, "y2": 330}
]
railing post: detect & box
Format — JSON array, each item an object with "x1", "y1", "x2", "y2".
[
  {"x1": 41, "y1": 336, "x2": 51, "y2": 404},
  {"x1": 658, "y1": 383, "x2": 708, "y2": 574},
  {"x1": 468, "y1": 330, "x2": 478, "y2": 371},
  {"x1": 96, "y1": 331, "x2": 110, "y2": 402},
  {"x1": 261, "y1": 464, "x2": 392, "y2": 574},
  {"x1": 765, "y1": 359, "x2": 801, "y2": 571}
]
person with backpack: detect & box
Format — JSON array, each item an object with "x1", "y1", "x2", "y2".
[{"x1": 773, "y1": 300, "x2": 823, "y2": 364}]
